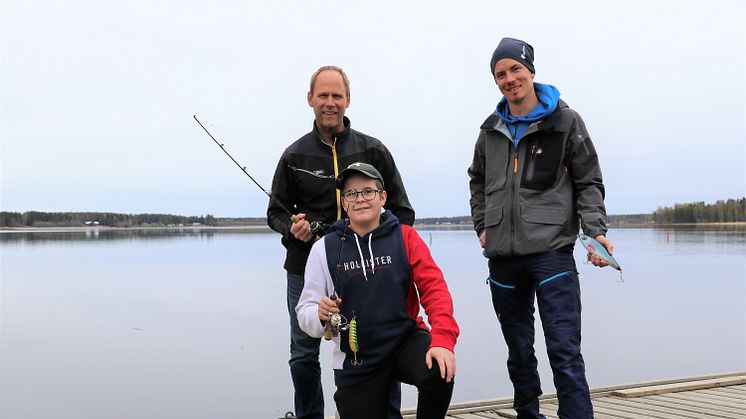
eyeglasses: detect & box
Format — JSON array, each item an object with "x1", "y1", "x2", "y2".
[{"x1": 342, "y1": 188, "x2": 383, "y2": 203}]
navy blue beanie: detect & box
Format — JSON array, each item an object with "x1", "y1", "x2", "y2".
[{"x1": 490, "y1": 37, "x2": 535, "y2": 75}]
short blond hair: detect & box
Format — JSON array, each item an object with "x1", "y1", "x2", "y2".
[{"x1": 309, "y1": 66, "x2": 350, "y2": 96}]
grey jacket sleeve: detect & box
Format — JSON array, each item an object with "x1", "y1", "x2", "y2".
[
  {"x1": 467, "y1": 132, "x2": 486, "y2": 236},
  {"x1": 565, "y1": 112, "x2": 607, "y2": 238}
]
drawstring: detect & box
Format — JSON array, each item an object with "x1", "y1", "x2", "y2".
[
  {"x1": 352, "y1": 233, "x2": 376, "y2": 280},
  {"x1": 368, "y1": 233, "x2": 375, "y2": 275},
  {"x1": 353, "y1": 234, "x2": 368, "y2": 281}
]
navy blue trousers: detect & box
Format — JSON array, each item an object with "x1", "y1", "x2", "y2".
[
  {"x1": 286, "y1": 273, "x2": 403, "y2": 419},
  {"x1": 487, "y1": 250, "x2": 593, "y2": 419}
]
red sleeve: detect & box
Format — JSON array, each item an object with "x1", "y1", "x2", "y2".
[{"x1": 402, "y1": 225, "x2": 459, "y2": 352}]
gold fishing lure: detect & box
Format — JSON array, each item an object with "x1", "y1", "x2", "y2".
[{"x1": 348, "y1": 316, "x2": 361, "y2": 365}]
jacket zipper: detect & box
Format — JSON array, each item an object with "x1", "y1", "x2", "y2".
[
  {"x1": 330, "y1": 136, "x2": 341, "y2": 220},
  {"x1": 319, "y1": 134, "x2": 342, "y2": 220},
  {"x1": 510, "y1": 146, "x2": 518, "y2": 255},
  {"x1": 526, "y1": 142, "x2": 537, "y2": 182}
]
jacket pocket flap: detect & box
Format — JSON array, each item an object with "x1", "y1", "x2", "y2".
[
  {"x1": 520, "y1": 206, "x2": 566, "y2": 225},
  {"x1": 484, "y1": 206, "x2": 503, "y2": 228}
]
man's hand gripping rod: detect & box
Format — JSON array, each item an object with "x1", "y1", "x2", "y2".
[{"x1": 193, "y1": 115, "x2": 322, "y2": 234}]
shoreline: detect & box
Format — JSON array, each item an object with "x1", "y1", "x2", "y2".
[
  {"x1": 0, "y1": 225, "x2": 271, "y2": 233},
  {"x1": 608, "y1": 221, "x2": 746, "y2": 228},
  {"x1": 2, "y1": 221, "x2": 745, "y2": 233}
]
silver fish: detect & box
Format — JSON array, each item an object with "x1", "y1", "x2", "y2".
[{"x1": 578, "y1": 234, "x2": 622, "y2": 272}]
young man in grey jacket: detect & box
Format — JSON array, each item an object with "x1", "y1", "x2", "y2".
[{"x1": 468, "y1": 37, "x2": 614, "y2": 419}]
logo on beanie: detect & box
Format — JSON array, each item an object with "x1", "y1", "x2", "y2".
[{"x1": 490, "y1": 37, "x2": 535, "y2": 75}]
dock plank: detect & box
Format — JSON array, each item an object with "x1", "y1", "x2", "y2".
[
  {"x1": 592, "y1": 403, "x2": 643, "y2": 418},
  {"x1": 696, "y1": 387, "x2": 746, "y2": 399},
  {"x1": 592, "y1": 399, "x2": 665, "y2": 419},
  {"x1": 610, "y1": 375, "x2": 746, "y2": 398},
  {"x1": 656, "y1": 392, "x2": 746, "y2": 416},
  {"x1": 621, "y1": 397, "x2": 719, "y2": 418},
  {"x1": 595, "y1": 397, "x2": 685, "y2": 419},
  {"x1": 709, "y1": 385, "x2": 746, "y2": 396},
  {"x1": 646, "y1": 394, "x2": 742, "y2": 418},
  {"x1": 666, "y1": 390, "x2": 746, "y2": 409}
]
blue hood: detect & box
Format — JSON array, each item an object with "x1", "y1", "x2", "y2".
[{"x1": 496, "y1": 82, "x2": 560, "y2": 146}]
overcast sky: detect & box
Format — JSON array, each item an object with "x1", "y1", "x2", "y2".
[{"x1": 2, "y1": 0, "x2": 744, "y2": 218}]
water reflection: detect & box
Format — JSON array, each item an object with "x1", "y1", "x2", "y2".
[
  {"x1": 1, "y1": 226, "x2": 744, "y2": 419},
  {"x1": 648, "y1": 226, "x2": 746, "y2": 255},
  {"x1": 3, "y1": 224, "x2": 743, "y2": 244}
]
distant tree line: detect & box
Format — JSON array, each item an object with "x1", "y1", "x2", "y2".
[
  {"x1": 0, "y1": 211, "x2": 223, "y2": 227},
  {"x1": 2, "y1": 199, "x2": 743, "y2": 227},
  {"x1": 0, "y1": 211, "x2": 470, "y2": 228},
  {"x1": 415, "y1": 215, "x2": 473, "y2": 226},
  {"x1": 608, "y1": 213, "x2": 655, "y2": 226},
  {"x1": 652, "y1": 198, "x2": 745, "y2": 224}
]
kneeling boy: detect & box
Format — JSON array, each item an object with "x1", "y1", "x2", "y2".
[{"x1": 296, "y1": 162, "x2": 459, "y2": 418}]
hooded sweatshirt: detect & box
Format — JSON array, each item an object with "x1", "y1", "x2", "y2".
[
  {"x1": 496, "y1": 82, "x2": 560, "y2": 146},
  {"x1": 296, "y1": 210, "x2": 459, "y2": 387}
]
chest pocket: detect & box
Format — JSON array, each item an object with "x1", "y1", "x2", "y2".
[
  {"x1": 291, "y1": 164, "x2": 336, "y2": 206},
  {"x1": 484, "y1": 133, "x2": 511, "y2": 194},
  {"x1": 521, "y1": 132, "x2": 565, "y2": 191}
]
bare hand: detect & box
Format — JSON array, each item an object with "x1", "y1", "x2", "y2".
[
  {"x1": 317, "y1": 295, "x2": 342, "y2": 322},
  {"x1": 425, "y1": 347, "x2": 456, "y2": 383},
  {"x1": 290, "y1": 213, "x2": 313, "y2": 242},
  {"x1": 478, "y1": 231, "x2": 486, "y2": 248},
  {"x1": 588, "y1": 235, "x2": 614, "y2": 267}
]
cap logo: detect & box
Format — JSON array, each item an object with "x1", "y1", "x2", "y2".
[{"x1": 521, "y1": 45, "x2": 526, "y2": 60}]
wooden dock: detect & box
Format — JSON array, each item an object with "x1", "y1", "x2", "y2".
[{"x1": 400, "y1": 371, "x2": 746, "y2": 419}]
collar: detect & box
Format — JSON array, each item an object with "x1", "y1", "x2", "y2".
[
  {"x1": 313, "y1": 116, "x2": 351, "y2": 144},
  {"x1": 480, "y1": 99, "x2": 568, "y2": 132}
]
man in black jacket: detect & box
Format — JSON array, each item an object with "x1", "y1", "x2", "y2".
[{"x1": 268, "y1": 65, "x2": 414, "y2": 419}]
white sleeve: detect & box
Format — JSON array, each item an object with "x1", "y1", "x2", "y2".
[{"x1": 295, "y1": 238, "x2": 333, "y2": 338}]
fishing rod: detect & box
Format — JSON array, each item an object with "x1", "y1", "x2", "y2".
[
  {"x1": 325, "y1": 218, "x2": 349, "y2": 340},
  {"x1": 193, "y1": 115, "x2": 323, "y2": 234}
]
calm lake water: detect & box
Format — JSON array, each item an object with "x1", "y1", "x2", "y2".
[{"x1": 1, "y1": 226, "x2": 745, "y2": 418}]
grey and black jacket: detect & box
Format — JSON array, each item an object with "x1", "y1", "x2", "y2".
[
  {"x1": 268, "y1": 117, "x2": 415, "y2": 275},
  {"x1": 468, "y1": 99, "x2": 607, "y2": 258}
]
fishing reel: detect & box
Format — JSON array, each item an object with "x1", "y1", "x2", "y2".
[
  {"x1": 290, "y1": 216, "x2": 330, "y2": 241},
  {"x1": 309, "y1": 221, "x2": 330, "y2": 239},
  {"x1": 323, "y1": 312, "x2": 349, "y2": 340}
]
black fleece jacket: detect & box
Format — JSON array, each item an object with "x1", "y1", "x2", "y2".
[{"x1": 268, "y1": 117, "x2": 415, "y2": 274}]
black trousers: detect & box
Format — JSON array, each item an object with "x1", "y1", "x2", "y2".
[{"x1": 334, "y1": 331, "x2": 454, "y2": 419}]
